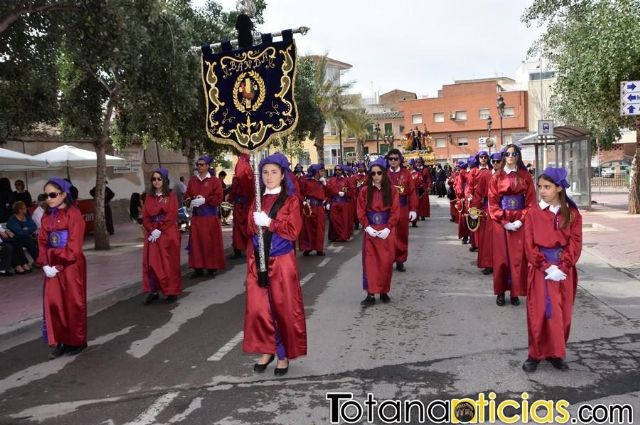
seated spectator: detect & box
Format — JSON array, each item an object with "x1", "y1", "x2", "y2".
[
  {"x1": 6, "y1": 201, "x2": 38, "y2": 261},
  {"x1": 32, "y1": 194, "x2": 47, "y2": 230},
  {"x1": 0, "y1": 227, "x2": 31, "y2": 274},
  {"x1": 13, "y1": 179, "x2": 33, "y2": 207},
  {"x1": 0, "y1": 236, "x2": 14, "y2": 276}
]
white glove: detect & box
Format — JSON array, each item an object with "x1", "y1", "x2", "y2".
[
  {"x1": 504, "y1": 222, "x2": 516, "y2": 231},
  {"x1": 545, "y1": 265, "x2": 567, "y2": 281},
  {"x1": 190, "y1": 197, "x2": 205, "y2": 208},
  {"x1": 511, "y1": 220, "x2": 523, "y2": 230},
  {"x1": 325, "y1": 204, "x2": 331, "y2": 211},
  {"x1": 43, "y1": 265, "x2": 59, "y2": 278},
  {"x1": 364, "y1": 226, "x2": 379, "y2": 238},
  {"x1": 378, "y1": 228, "x2": 391, "y2": 239},
  {"x1": 319, "y1": 177, "x2": 327, "y2": 186},
  {"x1": 409, "y1": 211, "x2": 417, "y2": 221},
  {"x1": 151, "y1": 229, "x2": 161, "y2": 239},
  {"x1": 338, "y1": 191, "x2": 345, "y2": 197},
  {"x1": 253, "y1": 211, "x2": 272, "y2": 227}
]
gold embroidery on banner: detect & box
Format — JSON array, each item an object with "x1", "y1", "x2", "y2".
[
  {"x1": 276, "y1": 45, "x2": 294, "y2": 116},
  {"x1": 232, "y1": 70, "x2": 266, "y2": 112}
]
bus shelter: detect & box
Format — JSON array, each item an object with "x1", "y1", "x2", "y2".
[{"x1": 520, "y1": 125, "x2": 591, "y2": 208}]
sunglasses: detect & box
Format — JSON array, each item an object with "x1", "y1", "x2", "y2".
[
  {"x1": 492, "y1": 159, "x2": 501, "y2": 164},
  {"x1": 388, "y1": 157, "x2": 399, "y2": 161},
  {"x1": 370, "y1": 171, "x2": 384, "y2": 176},
  {"x1": 479, "y1": 156, "x2": 489, "y2": 159},
  {"x1": 45, "y1": 192, "x2": 62, "y2": 199},
  {"x1": 504, "y1": 152, "x2": 519, "y2": 158},
  {"x1": 151, "y1": 177, "x2": 163, "y2": 182}
]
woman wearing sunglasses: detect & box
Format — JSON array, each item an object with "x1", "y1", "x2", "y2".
[
  {"x1": 488, "y1": 144, "x2": 536, "y2": 307},
  {"x1": 36, "y1": 178, "x2": 87, "y2": 359},
  {"x1": 468, "y1": 151, "x2": 493, "y2": 275},
  {"x1": 357, "y1": 157, "x2": 400, "y2": 306},
  {"x1": 141, "y1": 168, "x2": 182, "y2": 305}
]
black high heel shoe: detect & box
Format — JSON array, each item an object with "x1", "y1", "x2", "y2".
[
  {"x1": 253, "y1": 354, "x2": 275, "y2": 372},
  {"x1": 274, "y1": 359, "x2": 289, "y2": 376}
]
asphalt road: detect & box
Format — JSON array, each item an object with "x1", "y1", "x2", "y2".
[{"x1": 0, "y1": 199, "x2": 638, "y2": 425}]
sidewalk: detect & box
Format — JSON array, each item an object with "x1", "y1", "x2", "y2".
[{"x1": 0, "y1": 220, "x2": 233, "y2": 343}]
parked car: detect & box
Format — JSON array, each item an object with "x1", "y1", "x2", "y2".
[{"x1": 601, "y1": 167, "x2": 615, "y2": 178}]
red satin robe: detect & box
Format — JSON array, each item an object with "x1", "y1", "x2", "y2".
[
  {"x1": 299, "y1": 178, "x2": 326, "y2": 252},
  {"x1": 37, "y1": 206, "x2": 87, "y2": 347},
  {"x1": 357, "y1": 186, "x2": 400, "y2": 294},
  {"x1": 327, "y1": 175, "x2": 353, "y2": 242},
  {"x1": 455, "y1": 169, "x2": 470, "y2": 239},
  {"x1": 418, "y1": 167, "x2": 432, "y2": 218},
  {"x1": 410, "y1": 169, "x2": 424, "y2": 224},
  {"x1": 185, "y1": 174, "x2": 226, "y2": 270},
  {"x1": 488, "y1": 168, "x2": 536, "y2": 296},
  {"x1": 229, "y1": 154, "x2": 254, "y2": 252},
  {"x1": 387, "y1": 167, "x2": 418, "y2": 263},
  {"x1": 243, "y1": 194, "x2": 307, "y2": 359},
  {"x1": 142, "y1": 192, "x2": 182, "y2": 296},
  {"x1": 471, "y1": 167, "x2": 493, "y2": 268},
  {"x1": 465, "y1": 168, "x2": 479, "y2": 248},
  {"x1": 524, "y1": 205, "x2": 582, "y2": 360}
]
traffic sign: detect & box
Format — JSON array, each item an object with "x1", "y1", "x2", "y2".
[
  {"x1": 538, "y1": 120, "x2": 554, "y2": 136},
  {"x1": 620, "y1": 81, "x2": 640, "y2": 116}
]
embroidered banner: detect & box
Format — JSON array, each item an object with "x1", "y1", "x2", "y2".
[{"x1": 201, "y1": 31, "x2": 298, "y2": 152}]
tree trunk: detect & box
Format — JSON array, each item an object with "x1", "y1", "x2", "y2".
[
  {"x1": 93, "y1": 90, "x2": 118, "y2": 250},
  {"x1": 629, "y1": 117, "x2": 640, "y2": 213},
  {"x1": 355, "y1": 138, "x2": 363, "y2": 162},
  {"x1": 314, "y1": 130, "x2": 325, "y2": 164},
  {"x1": 182, "y1": 138, "x2": 196, "y2": 176}
]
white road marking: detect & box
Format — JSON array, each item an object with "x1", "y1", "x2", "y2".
[
  {"x1": 333, "y1": 246, "x2": 344, "y2": 253},
  {"x1": 317, "y1": 258, "x2": 331, "y2": 268},
  {"x1": 9, "y1": 397, "x2": 122, "y2": 423},
  {"x1": 207, "y1": 332, "x2": 244, "y2": 362},
  {"x1": 123, "y1": 392, "x2": 180, "y2": 425},
  {"x1": 300, "y1": 273, "x2": 315, "y2": 286},
  {"x1": 0, "y1": 326, "x2": 134, "y2": 396},
  {"x1": 166, "y1": 397, "x2": 203, "y2": 424}
]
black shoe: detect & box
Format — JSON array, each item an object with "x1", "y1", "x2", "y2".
[
  {"x1": 450, "y1": 218, "x2": 456, "y2": 222},
  {"x1": 207, "y1": 269, "x2": 216, "y2": 277},
  {"x1": 510, "y1": 296, "x2": 520, "y2": 306},
  {"x1": 190, "y1": 269, "x2": 204, "y2": 279},
  {"x1": 482, "y1": 268, "x2": 493, "y2": 275},
  {"x1": 48, "y1": 344, "x2": 65, "y2": 360},
  {"x1": 380, "y1": 293, "x2": 391, "y2": 303},
  {"x1": 462, "y1": 236, "x2": 469, "y2": 245},
  {"x1": 496, "y1": 294, "x2": 506, "y2": 306},
  {"x1": 165, "y1": 295, "x2": 178, "y2": 304},
  {"x1": 360, "y1": 294, "x2": 376, "y2": 306},
  {"x1": 469, "y1": 246, "x2": 478, "y2": 252},
  {"x1": 547, "y1": 357, "x2": 569, "y2": 370},
  {"x1": 420, "y1": 217, "x2": 425, "y2": 221},
  {"x1": 412, "y1": 222, "x2": 417, "y2": 228},
  {"x1": 396, "y1": 262, "x2": 406, "y2": 272},
  {"x1": 302, "y1": 250, "x2": 311, "y2": 257},
  {"x1": 0, "y1": 270, "x2": 14, "y2": 277},
  {"x1": 274, "y1": 359, "x2": 289, "y2": 376},
  {"x1": 228, "y1": 250, "x2": 242, "y2": 259},
  {"x1": 316, "y1": 251, "x2": 325, "y2": 256},
  {"x1": 522, "y1": 358, "x2": 539, "y2": 373},
  {"x1": 65, "y1": 344, "x2": 87, "y2": 356},
  {"x1": 143, "y1": 292, "x2": 159, "y2": 305},
  {"x1": 253, "y1": 354, "x2": 275, "y2": 372}
]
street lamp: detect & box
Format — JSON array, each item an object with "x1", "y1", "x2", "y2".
[
  {"x1": 486, "y1": 115, "x2": 493, "y2": 154},
  {"x1": 374, "y1": 123, "x2": 381, "y2": 155},
  {"x1": 496, "y1": 94, "x2": 506, "y2": 147}
]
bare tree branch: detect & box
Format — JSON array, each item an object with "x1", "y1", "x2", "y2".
[{"x1": 0, "y1": 2, "x2": 80, "y2": 34}]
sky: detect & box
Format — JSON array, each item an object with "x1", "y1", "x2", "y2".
[{"x1": 192, "y1": 0, "x2": 545, "y2": 100}]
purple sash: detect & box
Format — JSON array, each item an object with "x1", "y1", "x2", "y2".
[
  {"x1": 234, "y1": 196, "x2": 249, "y2": 205},
  {"x1": 150, "y1": 213, "x2": 166, "y2": 224},
  {"x1": 192, "y1": 205, "x2": 218, "y2": 216},
  {"x1": 500, "y1": 194, "x2": 525, "y2": 210},
  {"x1": 47, "y1": 230, "x2": 69, "y2": 248},
  {"x1": 252, "y1": 233, "x2": 294, "y2": 257},
  {"x1": 331, "y1": 195, "x2": 349, "y2": 204},
  {"x1": 307, "y1": 197, "x2": 324, "y2": 207},
  {"x1": 540, "y1": 246, "x2": 564, "y2": 265},
  {"x1": 367, "y1": 211, "x2": 390, "y2": 225},
  {"x1": 482, "y1": 197, "x2": 488, "y2": 208},
  {"x1": 399, "y1": 195, "x2": 408, "y2": 207}
]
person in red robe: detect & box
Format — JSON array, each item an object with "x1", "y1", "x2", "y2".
[
  {"x1": 470, "y1": 151, "x2": 494, "y2": 275},
  {"x1": 37, "y1": 178, "x2": 87, "y2": 359},
  {"x1": 327, "y1": 164, "x2": 354, "y2": 242},
  {"x1": 465, "y1": 156, "x2": 479, "y2": 251},
  {"x1": 185, "y1": 155, "x2": 226, "y2": 278},
  {"x1": 522, "y1": 167, "x2": 582, "y2": 373},
  {"x1": 386, "y1": 149, "x2": 418, "y2": 272},
  {"x1": 142, "y1": 168, "x2": 182, "y2": 305},
  {"x1": 408, "y1": 159, "x2": 423, "y2": 228},
  {"x1": 228, "y1": 153, "x2": 254, "y2": 259},
  {"x1": 299, "y1": 164, "x2": 327, "y2": 256},
  {"x1": 454, "y1": 161, "x2": 470, "y2": 244},
  {"x1": 447, "y1": 170, "x2": 458, "y2": 223},
  {"x1": 416, "y1": 157, "x2": 431, "y2": 220},
  {"x1": 488, "y1": 144, "x2": 536, "y2": 307},
  {"x1": 243, "y1": 152, "x2": 306, "y2": 377},
  {"x1": 357, "y1": 157, "x2": 400, "y2": 306},
  {"x1": 351, "y1": 163, "x2": 367, "y2": 230}
]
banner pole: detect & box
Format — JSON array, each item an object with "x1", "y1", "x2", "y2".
[{"x1": 251, "y1": 151, "x2": 268, "y2": 282}]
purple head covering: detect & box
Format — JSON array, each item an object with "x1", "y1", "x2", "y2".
[
  {"x1": 45, "y1": 177, "x2": 73, "y2": 202},
  {"x1": 457, "y1": 160, "x2": 467, "y2": 169},
  {"x1": 259, "y1": 152, "x2": 296, "y2": 195},
  {"x1": 416, "y1": 157, "x2": 425, "y2": 165},
  {"x1": 154, "y1": 167, "x2": 169, "y2": 179},
  {"x1": 355, "y1": 162, "x2": 365, "y2": 169},
  {"x1": 306, "y1": 163, "x2": 324, "y2": 178},
  {"x1": 490, "y1": 152, "x2": 503, "y2": 161},
  {"x1": 369, "y1": 157, "x2": 388, "y2": 171},
  {"x1": 477, "y1": 150, "x2": 489, "y2": 158},
  {"x1": 542, "y1": 167, "x2": 570, "y2": 189},
  {"x1": 408, "y1": 159, "x2": 416, "y2": 167},
  {"x1": 294, "y1": 163, "x2": 303, "y2": 172},
  {"x1": 467, "y1": 156, "x2": 478, "y2": 168},
  {"x1": 198, "y1": 155, "x2": 213, "y2": 165},
  {"x1": 334, "y1": 164, "x2": 345, "y2": 173}
]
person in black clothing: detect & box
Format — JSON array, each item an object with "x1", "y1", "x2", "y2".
[
  {"x1": 64, "y1": 178, "x2": 79, "y2": 204},
  {"x1": 90, "y1": 181, "x2": 115, "y2": 235},
  {"x1": 0, "y1": 178, "x2": 12, "y2": 223},
  {"x1": 435, "y1": 165, "x2": 447, "y2": 197},
  {"x1": 12, "y1": 180, "x2": 33, "y2": 207}
]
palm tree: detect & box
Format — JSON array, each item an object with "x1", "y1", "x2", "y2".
[{"x1": 343, "y1": 109, "x2": 372, "y2": 162}]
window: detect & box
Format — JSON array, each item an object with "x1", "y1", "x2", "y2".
[
  {"x1": 457, "y1": 137, "x2": 469, "y2": 146},
  {"x1": 412, "y1": 114, "x2": 423, "y2": 124},
  {"x1": 455, "y1": 110, "x2": 467, "y2": 121},
  {"x1": 529, "y1": 71, "x2": 555, "y2": 80},
  {"x1": 435, "y1": 138, "x2": 446, "y2": 148},
  {"x1": 433, "y1": 112, "x2": 445, "y2": 123},
  {"x1": 503, "y1": 107, "x2": 515, "y2": 118},
  {"x1": 503, "y1": 134, "x2": 513, "y2": 146},
  {"x1": 479, "y1": 108, "x2": 490, "y2": 120},
  {"x1": 399, "y1": 124, "x2": 405, "y2": 133},
  {"x1": 323, "y1": 146, "x2": 340, "y2": 165},
  {"x1": 384, "y1": 123, "x2": 393, "y2": 135}
]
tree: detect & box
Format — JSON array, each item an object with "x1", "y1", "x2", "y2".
[
  {"x1": 523, "y1": 0, "x2": 640, "y2": 213},
  {"x1": 343, "y1": 109, "x2": 372, "y2": 162}
]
